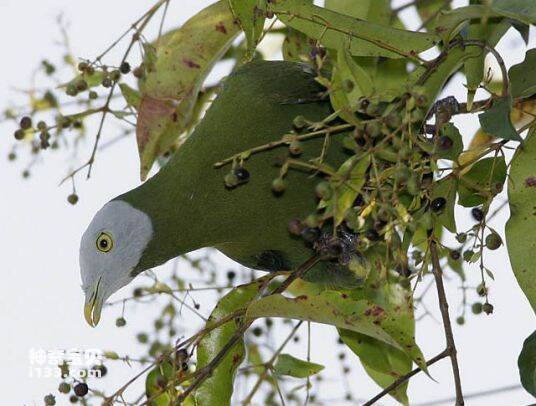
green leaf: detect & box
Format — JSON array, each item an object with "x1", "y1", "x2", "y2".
[
  {"x1": 137, "y1": 0, "x2": 240, "y2": 180},
  {"x1": 267, "y1": 0, "x2": 438, "y2": 58},
  {"x1": 518, "y1": 330, "x2": 536, "y2": 397},
  {"x1": 506, "y1": 127, "x2": 536, "y2": 313},
  {"x1": 463, "y1": 19, "x2": 510, "y2": 107},
  {"x1": 194, "y1": 277, "x2": 269, "y2": 405},
  {"x1": 509, "y1": 49, "x2": 536, "y2": 99},
  {"x1": 417, "y1": 0, "x2": 451, "y2": 30},
  {"x1": 479, "y1": 96, "x2": 522, "y2": 142},
  {"x1": 325, "y1": 0, "x2": 391, "y2": 23},
  {"x1": 432, "y1": 176, "x2": 457, "y2": 233},
  {"x1": 61, "y1": 71, "x2": 105, "y2": 89},
  {"x1": 458, "y1": 156, "x2": 507, "y2": 207},
  {"x1": 273, "y1": 353, "x2": 324, "y2": 378},
  {"x1": 119, "y1": 83, "x2": 141, "y2": 109},
  {"x1": 246, "y1": 290, "x2": 427, "y2": 371},
  {"x1": 492, "y1": 0, "x2": 536, "y2": 23},
  {"x1": 145, "y1": 361, "x2": 174, "y2": 406},
  {"x1": 436, "y1": 123, "x2": 463, "y2": 161},
  {"x1": 229, "y1": 0, "x2": 266, "y2": 58}
]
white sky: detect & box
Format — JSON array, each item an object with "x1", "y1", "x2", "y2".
[{"x1": 0, "y1": 1, "x2": 535, "y2": 405}]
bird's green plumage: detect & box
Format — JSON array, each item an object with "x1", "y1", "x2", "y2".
[{"x1": 118, "y1": 61, "x2": 358, "y2": 287}]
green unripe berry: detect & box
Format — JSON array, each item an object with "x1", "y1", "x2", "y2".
[
  {"x1": 456, "y1": 316, "x2": 465, "y2": 325},
  {"x1": 110, "y1": 70, "x2": 121, "y2": 81},
  {"x1": 137, "y1": 333, "x2": 149, "y2": 343},
  {"x1": 289, "y1": 139, "x2": 302, "y2": 155},
  {"x1": 224, "y1": 172, "x2": 239, "y2": 188},
  {"x1": 44, "y1": 394, "x2": 56, "y2": 405},
  {"x1": 305, "y1": 214, "x2": 320, "y2": 228},
  {"x1": 315, "y1": 181, "x2": 332, "y2": 199},
  {"x1": 101, "y1": 77, "x2": 113, "y2": 88},
  {"x1": 485, "y1": 232, "x2": 502, "y2": 250},
  {"x1": 66, "y1": 84, "x2": 78, "y2": 96},
  {"x1": 292, "y1": 115, "x2": 307, "y2": 129},
  {"x1": 89, "y1": 91, "x2": 98, "y2": 100},
  {"x1": 67, "y1": 193, "x2": 79, "y2": 205},
  {"x1": 271, "y1": 177, "x2": 286, "y2": 194},
  {"x1": 115, "y1": 317, "x2": 126, "y2": 327},
  {"x1": 58, "y1": 382, "x2": 71, "y2": 394},
  {"x1": 37, "y1": 121, "x2": 47, "y2": 131},
  {"x1": 456, "y1": 233, "x2": 467, "y2": 243},
  {"x1": 471, "y1": 302, "x2": 483, "y2": 314},
  {"x1": 463, "y1": 250, "x2": 474, "y2": 262},
  {"x1": 8, "y1": 152, "x2": 16, "y2": 161},
  {"x1": 476, "y1": 283, "x2": 487, "y2": 297},
  {"x1": 14, "y1": 129, "x2": 25, "y2": 140}
]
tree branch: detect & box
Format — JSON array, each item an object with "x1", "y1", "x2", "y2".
[
  {"x1": 429, "y1": 239, "x2": 464, "y2": 405},
  {"x1": 363, "y1": 349, "x2": 450, "y2": 406}
]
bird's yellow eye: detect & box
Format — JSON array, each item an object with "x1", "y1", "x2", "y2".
[{"x1": 96, "y1": 232, "x2": 114, "y2": 253}]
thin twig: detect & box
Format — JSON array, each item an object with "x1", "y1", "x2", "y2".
[
  {"x1": 429, "y1": 239, "x2": 464, "y2": 405},
  {"x1": 363, "y1": 349, "x2": 450, "y2": 406}
]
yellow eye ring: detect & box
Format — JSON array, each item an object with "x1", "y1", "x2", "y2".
[{"x1": 96, "y1": 232, "x2": 114, "y2": 253}]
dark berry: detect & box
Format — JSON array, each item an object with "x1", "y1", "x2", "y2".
[
  {"x1": 73, "y1": 383, "x2": 88, "y2": 397},
  {"x1": 226, "y1": 270, "x2": 236, "y2": 280},
  {"x1": 365, "y1": 229, "x2": 380, "y2": 242},
  {"x1": 101, "y1": 77, "x2": 113, "y2": 88},
  {"x1": 438, "y1": 135, "x2": 453, "y2": 151},
  {"x1": 252, "y1": 326, "x2": 263, "y2": 337},
  {"x1": 482, "y1": 303, "x2": 494, "y2": 315},
  {"x1": 301, "y1": 227, "x2": 320, "y2": 243},
  {"x1": 93, "y1": 364, "x2": 107, "y2": 377},
  {"x1": 471, "y1": 207, "x2": 484, "y2": 222},
  {"x1": 430, "y1": 197, "x2": 446, "y2": 212},
  {"x1": 449, "y1": 250, "x2": 460, "y2": 260},
  {"x1": 78, "y1": 62, "x2": 89, "y2": 71},
  {"x1": 234, "y1": 167, "x2": 250, "y2": 182},
  {"x1": 20, "y1": 116, "x2": 32, "y2": 129},
  {"x1": 75, "y1": 80, "x2": 88, "y2": 92},
  {"x1": 66, "y1": 84, "x2": 78, "y2": 96},
  {"x1": 120, "y1": 62, "x2": 131, "y2": 74}
]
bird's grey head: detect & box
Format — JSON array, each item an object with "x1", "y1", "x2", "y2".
[{"x1": 80, "y1": 200, "x2": 153, "y2": 327}]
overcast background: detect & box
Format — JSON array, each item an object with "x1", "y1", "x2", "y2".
[{"x1": 0, "y1": 0, "x2": 535, "y2": 405}]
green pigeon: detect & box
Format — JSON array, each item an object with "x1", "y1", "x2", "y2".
[{"x1": 80, "y1": 60, "x2": 359, "y2": 326}]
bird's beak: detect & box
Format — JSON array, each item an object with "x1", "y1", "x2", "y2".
[{"x1": 84, "y1": 277, "x2": 103, "y2": 327}]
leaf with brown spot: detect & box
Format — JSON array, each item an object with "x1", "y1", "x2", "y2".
[
  {"x1": 506, "y1": 126, "x2": 536, "y2": 314},
  {"x1": 246, "y1": 290, "x2": 426, "y2": 371},
  {"x1": 136, "y1": 0, "x2": 240, "y2": 180}
]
